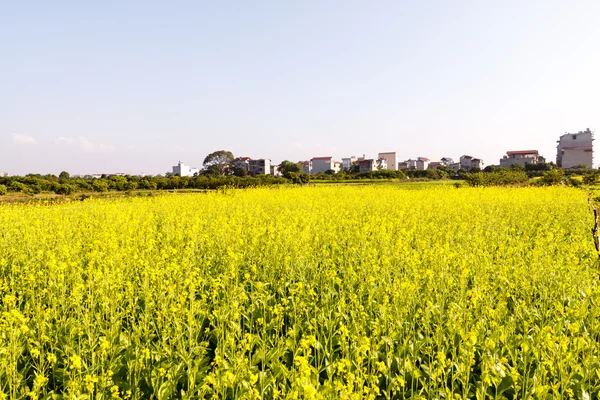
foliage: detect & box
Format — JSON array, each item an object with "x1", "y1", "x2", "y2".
[
  {"x1": 464, "y1": 170, "x2": 529, "y2": 187},
  {"x1": 583, "y1": 173, "x2": 599, "y2": 185},
  {"x1": 278, "y1": 160, "x2": 302, "y2": 176},
  {"x1": 203, "y1": 150, "x2": 234, "y2": 175},
  {"x1": 0, "y1": 186, "x2": 597, "y2": 398},
  {"x1": 285, "y1": 172, "x2": 310, "y2": 184},
  {"x1": 541, "y1": 169, "x2": 567, "y2": 185},
  {"x1": 54, "y1": 184, "x2": 76, "y2": 195},
  {"x1": 0, "y1": 184, "x2": 6, "y2": 196}
]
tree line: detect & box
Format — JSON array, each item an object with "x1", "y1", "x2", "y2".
[{"x1": 1, "y1": 152, "x2": 599, "y2": 196}]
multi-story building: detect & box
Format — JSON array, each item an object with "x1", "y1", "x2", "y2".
[
  {"x1": 270, "y1": 165, "x2": 281, "y2": 177},
  {"x1": 378, "y1": 152, "x2": 397, "y2": 170},
  {"x1": 300, "y1": 161, "x2": 311, "y2": 174},
  {"x1": 172, "y1": 161, "x2": 199, "y2": 177},
  {"x1": 333, "y1": 161, "x2": 342, "y2": 173},
  {"x1": 416, "y1": 157, "x2": 430, "y2": 170},
  {"x1": 233, "y1": 157, "x2": 252, "y2": 172},
  {"x1": 342, "y1": 156, "x2": 357, "y2": 170},
  {"x1": 0, "y1": 172, "x2": 8, "y2": 177},
  {"x1": 248, "y1": 159, "x2": 271, "y2": 175},
  {"x1": 460, "y1": 155, "x2": 484, "y2": 171},
  {"x1": 440, "y1": 157, "x2": 454, "y2": 166},
  {"x1": 557, "y1": 128, "x2": 594, "y2": 168},
  {"x1": 358, "y1": 158, "x2": 387, "y2": 173},
  {"x1": 499, "y1": 150, "x2": 545, "y2": 168},
  {"x1": 398, "y1": 159, "x2": 417, "y2": 170},
  {"x1": 311, "y1": 157, "x2": 336, "y2": 174}
]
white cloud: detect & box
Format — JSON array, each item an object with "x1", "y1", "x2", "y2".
[
  {"x1": 12, "y1": 133, "x2": 37, "y2": 145},
  {"x1": 56, "y1": 136, "x2": 116, "y2": 153}
]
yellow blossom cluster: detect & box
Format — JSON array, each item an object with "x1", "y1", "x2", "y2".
[{"x1": 0, "y1": 185, "x2": 598, "y2": 398}]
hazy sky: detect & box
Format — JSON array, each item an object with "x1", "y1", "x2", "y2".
[{"x1": 2, "y1": 1, "x2": 599, "y2": 175}]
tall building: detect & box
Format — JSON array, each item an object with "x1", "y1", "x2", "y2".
[
  {"x1": 342, "y1": 156, "x2": 357, "y2": 170},
  {"x1": 378, "y1": 152, "x2": 397, "y2": 170},
  {"x1": 310, "y1": 157, "x2": 335, "y2": 174},
  {"x1": 248, "y1": 159, "x2": 271, "y2": 175},
  {"x1": 557, "y1": 128, "x2": 594, "y2": 168},
  {"x1": 172, "y1": 161, "x2": 199, "y2": 177},
  {"x1": 233, "y1": 157, "x2": 252, "y2": 172}
]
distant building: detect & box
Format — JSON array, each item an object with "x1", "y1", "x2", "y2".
[
  {"x1": 398, "y1": 159, "x2": 417, "y2": 170},
  {"x1": 233, "y1": 157, "x2": 252, "y2": 172},
  {"x1": 249, "y1": 159, "x2": 271, "y2": 175},
  {"x1": 428, "y1": 162, "x2": 441, "y2": 169},
  {"x1": 333, "y1": 161, "x2": 342, "y2": 173},
  {"x1": 0, "y1": 172, "x2": 8, "y2": 177},
  {"x1": 440, "y1": 157, "x2": 454, "y2": 166},
  {"x1": 358, "y1": 158, "x2": 387, "y2": 173},
  {"x1": 270, "y1": 165, "x2": 281, "y2": 177},
  {"x1": 342, "y1": 156, "x2": 357, "y2": 170},
  {"x1": 173, "y1": 161, "x2": 199, "y2": 177},
  {"x1": 460, "y1": 155, "x2": 484, "y2": 171},
  {"x1": 557, "y1": 128, "x2": 594, "y2": 168},
  {"x1": 416, "y1": 157, "x2": 430, "y2": 170},
  {"x1": 311, "y1": 157, "x2": 335, "y2": 174},
  {"x1": 300, "y1": 161, "x2": 311, "y2": 174},
  {"x1": 378, "y1": 152, "x2": 398, "y2": 170},
  {"x1": 499, "y1": 150, "x2": 545, "y2": 168}
]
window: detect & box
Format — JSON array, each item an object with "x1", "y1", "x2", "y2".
[{"x1": 573, "y1": 135, "x2": 577, "y2": 140}]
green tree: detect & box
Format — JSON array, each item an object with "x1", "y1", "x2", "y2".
[
  {"x1": 59, "y1": 171, "x2": 70, "y2": 180},
  {"x1": 203, "y1": 150, "x2": 234, "y2": 175},
  {"x1": 541, "y1": 169, "x2": 566, "y2": 185},
  {"x1": 92, "y1": 180, "x2": 109, "y2": 192},
  {"x1": 233, "y1": 167, "x2": 249, "y2": 177},
  {"x1": 54, "y1": 184, "x2": 76, "y2": 195},
  {"x1": 278, "y1": 160, "x2": 302, "y2": 175},
  {"x1": 0, "y1": 184, "x2": 6, "y2": 196}
]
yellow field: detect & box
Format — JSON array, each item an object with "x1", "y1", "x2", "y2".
[{"x1": 0, "y1": 186, "x2": 598, "y2": 399}]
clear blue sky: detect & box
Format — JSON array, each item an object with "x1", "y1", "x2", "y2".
[{"x1": 2, "y1": 1, "x2": 599, "y2": 175}]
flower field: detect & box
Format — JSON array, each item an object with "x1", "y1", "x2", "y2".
[{"x1": 1, "y1": 185, "x2": 599, "y2": 399}]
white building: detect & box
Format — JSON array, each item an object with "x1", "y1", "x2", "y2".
[
  {"x1": 416, "y1": 157, "x2": 430, "y2": 170},
  {"x1": 270, "y1": 165, "x2": 281, "y2": 177},
  {"x1": 83, "y1": 174, "x2": 103, "y2": 179},
  {"x1": 398, "y1": 159, "x2": 417, "y2": 170},
  {"x1": 0, "y1": 172, "x2": 8, "y2": 177},
  {"x1": 342, "y1": 156, "x2": 357, "y2": 170},
  {"x1": 300, "y1": 161, "x2": 311, "y2": 174},
  {"x1": 172, "y1": 161, "x2": 199, "y2": 177},
  {"x1": 557, "y1": 128, "x2": 594, "y2": 168},
  {"x1": 311, "y1": 157, "x2": 336, "y2": 174},
  {"x1": 358, "y1": 158, "x2": 387, "y2": 173},
  {"x1": 460, "y1": 155, "x2": 484, "y2": 171},
  {"x1": 378, "y1": 152, "x2": 397, "y2": 170},
  {"x1": 333, "y1": 161, "x2": 342, "y2": 173},
  {"x1": 249, "y1": 159, "x2": 271, "y2": 175},
  {"x1": 233, "y1": 157, "x2": 252, "y2": 172},
  {"x1": 499, "y1": 150, "x2": 545, "y2": 168},
  {"x1": 440, "y1": 157, "x2": 454, "y2": 166}
]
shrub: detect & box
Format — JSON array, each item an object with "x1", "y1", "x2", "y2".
[{"x1": 464, "y1": 170, "x2": 529, "y2": 187}]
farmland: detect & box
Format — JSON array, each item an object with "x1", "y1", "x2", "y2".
[{"x1": 0, "y1": 185, "x2": 598, "y2": 399}]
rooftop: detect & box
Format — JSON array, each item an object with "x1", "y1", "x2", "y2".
[
  {"x1": 506, "y1": 150, "x2": 538, "y2": 156},
  {"x1": 311, "y1": 156, "x2": 333, "y2": 161}
]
